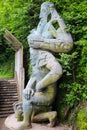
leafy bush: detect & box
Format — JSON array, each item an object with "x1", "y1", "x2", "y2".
[
  {"x1": 0, "y1": 59, "x2": 14, "y2": 78},
  {"x1": 76, "y1": 108, "x2": 87, "y2": 130}
]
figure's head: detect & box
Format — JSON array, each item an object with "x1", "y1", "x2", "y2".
[{"x1": 39, "y1": 2, "x2": 54, "y2": 19}]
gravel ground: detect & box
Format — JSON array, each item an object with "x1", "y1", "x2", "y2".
[{"x1": 0, "y1": 118, "x2": 8, "y2": 130}]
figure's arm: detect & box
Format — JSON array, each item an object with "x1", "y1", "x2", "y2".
[
  {"x1": 28, "y1": 37, "x2": 73, "y2": 53},
  {"x1": 51, "y1": 9, "x2": 66, "y2": 33},
  {"x1": 36, "y1": 54, "x2": 62, "y2": 92},
  {"x1": 28, "y1": 22, "x2": 73, "y2": 53},
  {"x1": 26, "y1": 77, "x2": 36, "y2": 89}
]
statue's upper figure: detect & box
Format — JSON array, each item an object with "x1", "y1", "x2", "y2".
[{"x1": 28, "y1": 2, "x2": 73, "y2": 53}]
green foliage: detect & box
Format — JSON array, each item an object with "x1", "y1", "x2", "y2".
[
  {"x1": 0, "y1": 0, "x2": 40, "y2": 78},
  {"x1": 55, "y1": 0, "x2": 87, "y2": 109},
  {"x1": 0, "y1": 0, "x2": 40, "y2": 47},
  {"x1": 0, "y1": 44, "x2": 15, "y2": 78},
  {"x1": 57, "y1": 52, "x2": 78, "y2": 76},
  {"x1": 65, "y1": 83, "x2": 87, "y2": 107},
  {"x1": 0, "y1": 58, "x2": 14, "y2": 78},
  {"x1": 76, "y1": 108, "x2": 87, "y2": 130},
  {"x1": 17, "y1": 112, "x2": 23, "y2": 121}
]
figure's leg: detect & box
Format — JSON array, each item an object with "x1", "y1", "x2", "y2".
[
  {"x1": 32, "y1": 111, "x2": 57, "y2": 127},
  {"x1": 11, "y1": 105, "x2": 33, "y2": 130},
  {"x1": 22, "y1": 103, "x2": 33, "y2": 128},
  {"x1": 47, "y1": 111, "x2": 57, "y2": 127}
]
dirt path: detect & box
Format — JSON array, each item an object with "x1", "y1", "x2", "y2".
[
  {"x1": 0, "y1": 118, "x2": 7, "y2": 130},
  {"x1": 0, "y1": 117, "x2": 70, "y2": 130}
]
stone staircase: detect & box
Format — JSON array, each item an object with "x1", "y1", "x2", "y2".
[{"x1": 0, "y1": 79, "x2": 18, "y2": 118}]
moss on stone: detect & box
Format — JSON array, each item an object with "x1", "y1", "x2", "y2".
[{"x1": 17, "y1": 112, "x2": 23, "y2": 121}]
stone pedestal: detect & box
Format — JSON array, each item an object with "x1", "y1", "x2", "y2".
[
  {"x1": 5, "y1": 114, "x2": 69, "y2": 130},
  {"x1": 5, "y1": 114, "x2": 20, "y2": 130}
]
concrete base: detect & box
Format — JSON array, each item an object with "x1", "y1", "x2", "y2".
[
  {"x1": 5, "y1": 114, "x2": 21, "y2": 130},
  {"x1": 5, "y1": 114, "x2": 70, "y2": 130}
]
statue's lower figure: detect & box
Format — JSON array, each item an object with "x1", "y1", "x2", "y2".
[
  {"x1": 13, "y1": 48, "x2": 62, "y2": 130},
  {"x1": 22, "y1": 48, "x2": 62, "y2": 129}
]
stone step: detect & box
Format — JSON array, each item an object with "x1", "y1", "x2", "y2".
[
  {"x1": 0, "y1": 88, "x2": 17, "y2": 91},
  {"x1": 0, "y1": 101, "x2": 15, "y2": 108},
  {"x1": 0, "y1": 90, "x2": 17, "y2": 96},
  {"x1": 0, "y1": 98, "x2": 18, "y2": 102},
  {"x1": 0, "y1": 114, "x2": 11, "y2": 118},
  {"x1": 0, "y1": 80, "x2": 16, "y2": 84},
  {"x1": 0, "y1": 92, "x2": 17, "y2": 95},
  {"x1": 0, "y1": 93, "x2": 18, "y2": 96},
  {"x1": 0, "y1": 87, "x2": 17, "y2": 89},
  {"x1": 0, "y1": 104, "x2": 13, "y2": 108},
  {"x1": 0, "y1": 84, "x2": 16, "y2": 87},
  {"x1": 0, "y1": 83, "x2": 16, "y2": 86},
  {"x1": 7, "y1": 79, "x2": 16, "y2": 82},
  {"x1": 0, "y1": 78, "x2": 16, "y2": 82},
  {"x1": 0, "y1": 99, "x2": 18, "y2": 102},
  {"x1": 0, "y1": 97, "x2": 18, "y2": 101},
  {"x1": 0, "y1": 85, "x2": 17, "y2": 88},
  {"x1": 0, "y1": 78, "x2": 18, "y2": 118},
  {"x1": 0, "y1": 107, "x2": 13, "y2": 111},
  {"x1": 0, "y1": 92, "x2": 18, "y2": 95},
  {"x1": 0, "y1": 94, "x2": 18, "y2": 98},
  {"x1": 0, "y1": 79, "x2": 16, "y2": 83},
  {"x1": 0, "y1": 79, "x2": 16, "y2": 82},
  {"x1": 0, "y1": 86, "x2": 17, "y2": 88},
  {"x1": 0, "y1": 110, "x2": 14, "y2": 115},
  {"x1": 0, "y1": 101, "x2": 18, "y2": 105}
]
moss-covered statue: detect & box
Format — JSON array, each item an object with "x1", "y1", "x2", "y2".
[{"x1": 13, "y1": 2, "x2": 73, "y2": 130}]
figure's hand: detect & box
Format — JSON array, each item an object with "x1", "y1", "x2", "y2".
[
  {"x1": 44, "y1": 38, "x2": 49, "y2": 43},
  {"x1": 44, "y1": 38, "x2": 61, "y2": 46},
  {"x1": 28, "y1": 34, "x2": 44, "y2": 42},
  {"x1": 23, "y1": 88, "x2": 34, "y2": 100},
  {"x1": 28, "y1": 35, "x2": 44, "y2": 48}
]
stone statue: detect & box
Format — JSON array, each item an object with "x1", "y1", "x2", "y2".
[{"x1": 13, "y1": 2, "x2": 73, "y2": 130}]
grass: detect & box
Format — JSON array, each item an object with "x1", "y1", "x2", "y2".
[{"x1": 0, "y1": 60, "x2": 14, "y2": 78}]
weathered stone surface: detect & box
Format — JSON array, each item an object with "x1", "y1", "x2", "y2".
[{"x1": 5, "y1": 114, "x2": 70, "y2": 130}]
